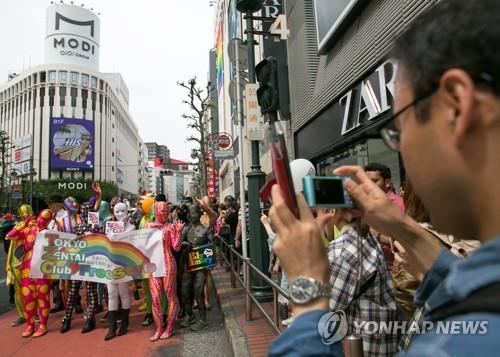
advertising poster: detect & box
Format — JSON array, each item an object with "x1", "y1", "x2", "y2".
[
  {"x1": 50, "y1": 117, "x2": 94, "y2": 171},
  {"x1": 30, "y1": 230, "x2": 166, "y2": 284}
]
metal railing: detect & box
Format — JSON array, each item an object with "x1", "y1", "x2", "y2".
[{"x1": 215, "y1": 235, "x2": 290, "y2": 335}]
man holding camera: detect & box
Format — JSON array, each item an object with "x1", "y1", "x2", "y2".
[{"x1": 268, "y1": 0, "x2": 500, "y2": 355}]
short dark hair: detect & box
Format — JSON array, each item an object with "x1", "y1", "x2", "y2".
[
  {"x1": 177, "y1": 204, "x2": 189, "y2": 224},
  {"x1": 392, "y1": 0, "x2": 500, "y2": 119},
  {"x1": 155, "y1": 194, "x2": 167, "y2": 202},
  {"x1": 364, "y1": 162, "x2": 391, "y2": 180}
]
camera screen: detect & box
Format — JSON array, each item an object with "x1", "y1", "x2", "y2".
[{"x1": 313, "y1": 178, "x2": 346, "y2": 205}]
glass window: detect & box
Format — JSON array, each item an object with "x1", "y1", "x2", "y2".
[
  {"x1": 70, "y1": 87, "x2": 77, "y2": 107},
  {"x1": 81, "y1": 74, "x2": 89, "y2": 87},
  {"x1": 49, "y1": 71, "x2": 56, "y2": 82},
  {"x1": 33, "y1": 73, "x2": 37, "y2": 85},
  {"x1": 91, "y1": 76, "x2": 97, "y2": 88},
  {"x1": 59, "y1": 71, "x2": 67, "y2": 83},
  {"x1": 99, "y1": 80, "x2": 104, "y2": 90},
  {"x1": 59, "y1": 86, "x2": 66, "y2": 107},
  {"x1": 313, "y1": 0, "x2": 366, "y2": 54},
  {"x1": 70, "y1": 72, "x2": 79, "y2": 84},
  {"x1": 40, "y1": 71, "x2": 46, "y2": 83}
]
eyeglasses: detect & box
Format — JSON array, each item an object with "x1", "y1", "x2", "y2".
[
  {"x1": 378, "y1": 90, "x2": 436, "y2": 152},
  {"x1": 379, "y1": 72, "x2": 496, "y2": 152}
]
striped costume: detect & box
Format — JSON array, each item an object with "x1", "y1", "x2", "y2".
[{"x1": 147, "y1": 202, "x2": 183, "y2": 341}]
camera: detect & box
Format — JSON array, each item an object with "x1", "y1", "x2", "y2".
[{"x1": 302, "y1": 176, "x2": 353, "y2": 208}]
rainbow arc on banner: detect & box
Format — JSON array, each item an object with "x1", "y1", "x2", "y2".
[{"x1": 82, "y1": 233, "x2": 150, "y2": 267}]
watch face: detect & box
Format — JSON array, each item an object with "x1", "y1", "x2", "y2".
[{"x1": 290, "y1": 277, "x2": 318, "y2": 305}]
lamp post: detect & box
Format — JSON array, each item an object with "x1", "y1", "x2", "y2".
[
  {"x1": 236, "y1": 0, "x2": 272, "y2": 302},
  {"x1": 9, "y1": 169, "x2": 19, "y2": 211}
]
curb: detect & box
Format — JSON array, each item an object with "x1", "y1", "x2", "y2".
[{"x1": 212, "y1": 270, "x2": 251, "y2": 357}]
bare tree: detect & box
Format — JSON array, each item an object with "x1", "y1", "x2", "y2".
[{"x1": 178, "y1": 78, "x2": 214, "y2": 197}]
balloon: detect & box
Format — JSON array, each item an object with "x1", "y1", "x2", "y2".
[{"x1": 289, "y1": 158, "x2": 316, "y2": 193}]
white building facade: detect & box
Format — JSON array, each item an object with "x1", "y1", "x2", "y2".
[{"x1": 0, "y1": 3, "x2": 143, "y2": 197}]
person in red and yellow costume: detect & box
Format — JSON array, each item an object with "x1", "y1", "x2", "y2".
[
  {"x1": 6, "y1": 204, "x2": 35, "y2": 327},
  {"x1": 11, "y1": 209, "x2": 54, "y2": 337}
]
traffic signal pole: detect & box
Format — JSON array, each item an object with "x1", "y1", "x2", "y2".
[{"x1": 245, "y1": 10, "x2": 272, "y2": 302}]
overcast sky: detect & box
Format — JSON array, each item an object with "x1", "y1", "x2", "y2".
[{"x1": 0, "y1": 0, "x2": 215, "y2": 162}]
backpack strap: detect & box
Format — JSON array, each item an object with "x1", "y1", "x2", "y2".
[{"x1": 430, "y1": 282, "x2": 500, "y2": 321}]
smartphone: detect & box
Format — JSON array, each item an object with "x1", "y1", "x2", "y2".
[
  {"x1": 269, "y1": 121, "x2": 299, "y2": 218},
  {"x1": 302, "y1": 176, "x2": 353, "y2": 208}
]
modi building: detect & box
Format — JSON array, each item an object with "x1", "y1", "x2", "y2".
[
  {"x1": 0, "y1": 3, "x2": 142, "y2": 196},
  {"x1": 286, "y1": 0, "x2": 439, "y2": 190}
]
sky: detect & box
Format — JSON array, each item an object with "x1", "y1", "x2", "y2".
[{"x1": 0, "y1": 0, "x2": 215, "y2": 162}]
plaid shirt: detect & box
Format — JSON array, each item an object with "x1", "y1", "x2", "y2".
[{"x1": 327, "y1": 225, "x2": 399, "y2": 357}]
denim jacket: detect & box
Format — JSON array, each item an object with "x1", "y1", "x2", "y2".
[{"x1": 268, "y1": 237, "x2": 500, "y2": 357}]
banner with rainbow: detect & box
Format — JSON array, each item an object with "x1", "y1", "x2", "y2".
[{"x1": 29, "y1": 229, "x2": 166, "y2": 284}]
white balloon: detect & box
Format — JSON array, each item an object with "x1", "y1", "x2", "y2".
[{"x1": 290, "y1": 158, "x2": 316, "y2": 193}]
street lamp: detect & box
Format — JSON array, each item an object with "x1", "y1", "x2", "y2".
[
  {"x1": 236, "y1": 0, "x2": 272, "y2": 302},
  {"x1": 9, "y1": 169, "x2": 19, "y2": 210}
]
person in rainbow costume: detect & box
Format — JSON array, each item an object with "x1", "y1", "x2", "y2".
[
  {"x1": 104, "y1": 202, "x2": 136, "y2": 341},
  {"x1": 6, "y1": 204, "x2": 35, "y2": 327},
  {"x1": 7, "y1": 209, "x2": 54, "y2": 337},
  {"x1": 146, "y1": 201, "x2": 183, "y2": 341},
  {"x1": 58, "y1": 196, "x2": 98, "y2": 334}
]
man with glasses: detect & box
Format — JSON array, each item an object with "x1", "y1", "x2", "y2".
[{"x1": 268, "y1": 0, "x2": 500, "y2": 355}]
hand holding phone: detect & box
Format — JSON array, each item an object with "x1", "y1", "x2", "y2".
[{"x1": 269, "y1": 121, "x2": 299, "y2": 218}]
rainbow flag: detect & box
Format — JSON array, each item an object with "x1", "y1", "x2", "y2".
[{"x1": 216, "y1": 21, "x2": 224, "y2": 95}]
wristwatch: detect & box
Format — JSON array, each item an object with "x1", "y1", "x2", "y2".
[{"x1": 289, "y1": 276, "x2": 331, "y2": 305}]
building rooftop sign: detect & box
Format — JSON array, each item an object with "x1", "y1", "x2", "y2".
[{"x1": 45, "y1": 4, "x2": 101, "y2": 70}]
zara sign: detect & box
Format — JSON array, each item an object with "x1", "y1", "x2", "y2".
[
  {"x1": 44, "y1": 4, "x2": 101, "y2": 70},
  {"x1": 295, "y1": 59, "x2": 398, "y2": 160},
  {"x1": 340, "y1": 59, "x2": 397, "y2": 135}
]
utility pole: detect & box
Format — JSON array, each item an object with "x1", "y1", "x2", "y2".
[
  {"x1": 232, "y1": 37, "x2": 249, "y2": 266},
  {"x1": 237, "y1": 0, "x2": 272, "y2": 302}
]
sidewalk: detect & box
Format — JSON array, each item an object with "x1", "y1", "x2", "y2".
[
  {"x1": 211, "y1": 266, "x2": 283, "y2": 357},
  {"x1": 0, "y1": 283, "x2": 231, "y2": 357}
]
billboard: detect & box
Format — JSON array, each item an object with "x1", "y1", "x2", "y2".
[
  {"x1": 50, "y1": 117, "x2": 94, "y2": 171},
  {"x1": 45, "y1": 4, "x2": 101, "y2": 70}
]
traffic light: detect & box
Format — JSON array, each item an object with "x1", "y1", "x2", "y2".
[
  {"x1": 236, "y1": 0, "x2": 263, "y2": 12},
  {"x1": 255, "y1": 57, "x2": 280, "y2": 114}
]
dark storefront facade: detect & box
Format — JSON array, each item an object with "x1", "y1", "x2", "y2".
[{"x1": 285, "y1": 0, "x2": 439, "y2": 190}]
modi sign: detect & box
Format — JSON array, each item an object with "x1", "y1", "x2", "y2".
[{"x1": 30, "y1": 229, "x2": 166, "y2": 284}]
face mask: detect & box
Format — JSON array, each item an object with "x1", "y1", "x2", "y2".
[
  {"x1": 155, "y1": 202, "x2": 168, "y2": 224},
  {"x1": 114, "y1": 203, "x2": 128, "y2": 222},
  {"x1": 18, "y1": 204, "x2": 33, "y2": 220},
  {"x1": 37, "y1": 209, "x2": 53, "y2": 229}
]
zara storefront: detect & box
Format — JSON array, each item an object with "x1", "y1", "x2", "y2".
[
  {"x1": 285, "y1": 0, "x2": 440, "y2": 190},
  {"x1": 0, "y1": 3, "x2": 142, "y2": 196}
]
